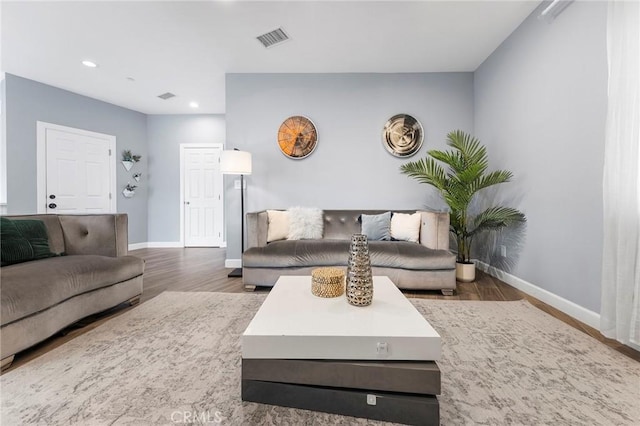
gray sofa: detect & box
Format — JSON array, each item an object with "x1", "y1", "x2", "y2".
[
  {"x1": 243, "y1": 210, "x2": 456, "y2": 293},
  {"x1": 1, "y1": 214, "x2": 144, "y2": 370}
]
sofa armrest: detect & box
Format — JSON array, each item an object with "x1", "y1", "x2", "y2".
[
  {"x1": 58, "y1": 214, "x2": 129, "y2": 257},
  {"x1": 419, "y1": 211, "x2": 450, "y2": 251},
  {"x1": 246, "y1": 211, "x2": 268, "y2": 249}
]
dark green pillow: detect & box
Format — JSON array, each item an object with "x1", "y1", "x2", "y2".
[{"x1": 1, "y1": 217, "x2": 57, "y2": 266}]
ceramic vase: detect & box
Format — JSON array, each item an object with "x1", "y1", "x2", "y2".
[{"x1": 346, "y1": 234, "x2": 373, "y2": 306}]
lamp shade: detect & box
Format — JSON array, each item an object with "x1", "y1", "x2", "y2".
[{"x1": 220, "y1": 150, "x2": 252, "y2": 175}]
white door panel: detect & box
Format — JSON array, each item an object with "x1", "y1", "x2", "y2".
[
  {"x1": 44, "y1": 127, "x2": 113, "y2": 214},
  {"x1": 183, "y1": 146, "x2": 223, "y2": 247}
]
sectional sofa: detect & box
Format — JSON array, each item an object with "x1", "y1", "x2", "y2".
[
  {"x1": 242, "y1": 209, "x2": 456, "y2": 294},
  {"x1": 0, "y1": 214, "x2": 144, "y2": 371}
]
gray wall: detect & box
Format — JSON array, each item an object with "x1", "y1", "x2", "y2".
[
  {"x1": 474, "y1": 1, "x2": 607, "y2": 312},
  {"x1": 147, "y1": 114, "x2": 225, "y2": 242},
  {"x1": 4, "y1": 74, "x2": 148, "y2": 243},
  {"x1": 226, "y1": 73, "x2": 474, "y2": 261},
  {"x1": 1, "y1": 76, "x2": 6, "y2": 208}
]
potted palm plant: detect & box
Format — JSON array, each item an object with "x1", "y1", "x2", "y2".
[{"x1": 400, "y1": 130, "x2": 526, "y2": 282}]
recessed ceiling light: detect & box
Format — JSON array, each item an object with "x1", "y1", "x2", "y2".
[
  {"x1": 82, "y1": 60, "x2": 98, "y2": 68},
  {"x1": 189, "y1": 102, "x2": 199, "y2": 108}
]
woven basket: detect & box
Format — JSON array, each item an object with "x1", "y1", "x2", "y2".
[{"x1": 311, "y1": 267, "x2": 345, "y2": 298}]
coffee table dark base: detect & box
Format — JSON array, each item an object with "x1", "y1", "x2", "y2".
[
  {"x1": 241, "y1": 359, "x2": 440, "y2": 425},
  {"x1": 242, "y1": 380, "x2": 439, "y2": 426}
]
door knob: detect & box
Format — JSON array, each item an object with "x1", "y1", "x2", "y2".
[
  {"x1": 49, "y1": 194, "x2": 56, "y2": 199},
  {"x1": 48, "y1": 203, "x2": 57, "y2": 209},
  {"x1": 185, "y1": 201, "x2": 190, "y2": 205}
]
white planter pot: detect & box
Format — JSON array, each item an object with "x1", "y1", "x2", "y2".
[
  {"x1": 122, "y1": 189, "x2": 135, "y2": 198},
  {"x1": 121, "y1": 160, "x2": 134, "y2": 171},
  {"x1": 456, "y1": 262, "x2": 476, "y2": 283}
]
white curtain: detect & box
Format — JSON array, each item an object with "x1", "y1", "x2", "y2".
[{"x1": 600, "y1": 0, "x2": 640, "y2": 348}]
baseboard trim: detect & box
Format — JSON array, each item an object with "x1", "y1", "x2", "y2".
[
  {"x1": 475, "y1": 261, "x2": 600, "y2": 330},
  {"x1": 129, "y1": 242, "x2": 185, "y2": 251},
  {"x1": 147, "y1": 242, "x2": 184, "y2": 248},
  {"x1": 225, "y1": 259, "x2": 242, "y2": 268},
  {"x1": 128, "y1": 243, "x2": 148, "y2": 251}
]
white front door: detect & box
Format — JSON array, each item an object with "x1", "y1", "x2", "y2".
[
  {"x1": 183, "y1": 146, "x2": 223, "y2": 247},
  {"x1": 37, "y1": 122, "x2": 116, "y2": 214}
]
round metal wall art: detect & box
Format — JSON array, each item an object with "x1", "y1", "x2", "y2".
[
  {"x1": 382, "y1": 114, "x2": 424, "y2": 157},
  {"x1": 277, "y1": 116, "x2": 318, "y2": 159}
]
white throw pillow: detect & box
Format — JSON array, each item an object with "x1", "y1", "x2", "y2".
[
  {"x1": 390, "y1": 212, "x2": 421, "y2": 243},
  {"x1": 267, "y1": 210, "x2": 290, "y2": 243},
  {"x1": 287, "y1": 207, "x2": 324, "y2": 240}
]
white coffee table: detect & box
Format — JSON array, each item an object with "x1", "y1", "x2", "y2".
[
  {"x1": 241, "y1": 276, "x2": 442, "y2": 425},
  {"x1": 242, "y1": 275, "x2": 441, "y2": 360}
]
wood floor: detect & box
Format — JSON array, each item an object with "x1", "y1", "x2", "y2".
[{"x1": 3, "y1": 247, "x2": 639, "y2": 373}]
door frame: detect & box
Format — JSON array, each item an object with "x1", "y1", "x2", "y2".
[
  {"x1": 36, "y1": 121, "x2": 117, "y2": 214},
  {"x1": 179, "y1": 143, "x2": 225, "y2": 247}
]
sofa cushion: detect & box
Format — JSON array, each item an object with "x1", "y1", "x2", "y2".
[
  {"x1": 5, "y1": 215, "x2": 66, "y2": 255},
  {"x1": 267, "y1": 210, "x2": 290, "y2": 242},
  {"x1": 368, "y1": 241, "x2": 455, "y2": 270},
  {"x1": 0, "y1": 255, "x2": 145, "y2": 326},
  {"x1": 1, "y1": 218, "x2": 58, "y2": 266},
  {"x1": 391, "y1": 212, "x2": 421, "y2": 242},
  {"x1": 243, "y1": 240, "x2": 455, "y2": 270},
  {"x1": 288, "y1": 207, "x2": 323, "y2": 240},
  {"x1": 244, "y1": 240, "x2": 350, "y2": 268},
  {"x1": 361, "y1": 211, "x2": 391, "y2": 241}
]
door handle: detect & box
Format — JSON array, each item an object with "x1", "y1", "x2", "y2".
[
  {"x1": 48, "y1": 203, "x2": 57, "y2": 209},
  {"x1": 49, "y1": 194, "x2": 56, "y2": 199},
  {"x1": 185, "y1": 201, "x2": 190, "y2": 205}
]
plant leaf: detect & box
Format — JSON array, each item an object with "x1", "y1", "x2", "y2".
[
  {"x1": 400, "y1": 158, "x2": 447, "y2": 191},
  {"x1": 470, "y1": 206, "x2": 526, "y2": 235}
]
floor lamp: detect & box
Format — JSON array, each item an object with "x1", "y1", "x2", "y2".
[{"x1": 220, "y1": 149, "x2": 252, "y2": 278}]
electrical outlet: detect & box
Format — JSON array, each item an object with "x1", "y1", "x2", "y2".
[{"x1": 500, "y1": 245, "x2": 507, "y2": 257}]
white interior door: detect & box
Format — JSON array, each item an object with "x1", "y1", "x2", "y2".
[
  {"x1": 38, "y1": 122, "x2": 116, "y2": 214},
  {"x1": 183, "y1": 146, "x2": 223, "y2": 247}
]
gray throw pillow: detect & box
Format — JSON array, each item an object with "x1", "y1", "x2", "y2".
[{"x1": 361, "y1": 212, "x2": 391, "y2": 241}]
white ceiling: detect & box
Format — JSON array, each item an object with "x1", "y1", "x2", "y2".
[{"x1": 1, "y1": 1, "x2": 540, "y2": 114}]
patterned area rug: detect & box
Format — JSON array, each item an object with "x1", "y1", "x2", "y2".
[{"x1": 1, "y1": 292, "x2": 639, "y2": 425}]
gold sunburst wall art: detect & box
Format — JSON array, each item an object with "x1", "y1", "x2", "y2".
[
  {"x1": 382, "y1": 114, "x2": 424, "y2": 157},
  {"x1": 277, "y1": 116, "x2": 318, "y2": 159}
]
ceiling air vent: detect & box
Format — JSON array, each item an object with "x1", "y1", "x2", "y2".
[
  {"x1": 257, "y1": 28, "x2": 290, "y2": 48},
  {"x1": 157, "y1": 92, "x2": 176, "y2": 100}
]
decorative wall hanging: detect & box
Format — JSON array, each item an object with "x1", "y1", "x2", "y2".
[
  {"x1": 133, "y1": 173, "x2": 142, "y2": 182},
  {"x1": 121, "y1": 150, "x2": 142, "y2": 171},
  {"x1": 277, "y1": 116, "x2": 318, "y2": 159},
  {"x1": 382, "y1": 114, "x2": 424, "y2": 157},
  {"x1": 122, "y1": 183, "x2": 137, "y2": 198}
]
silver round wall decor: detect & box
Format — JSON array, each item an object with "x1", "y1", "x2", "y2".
[{"x1": 382, "y1": 114, "x2": 424, "y2": 157}]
